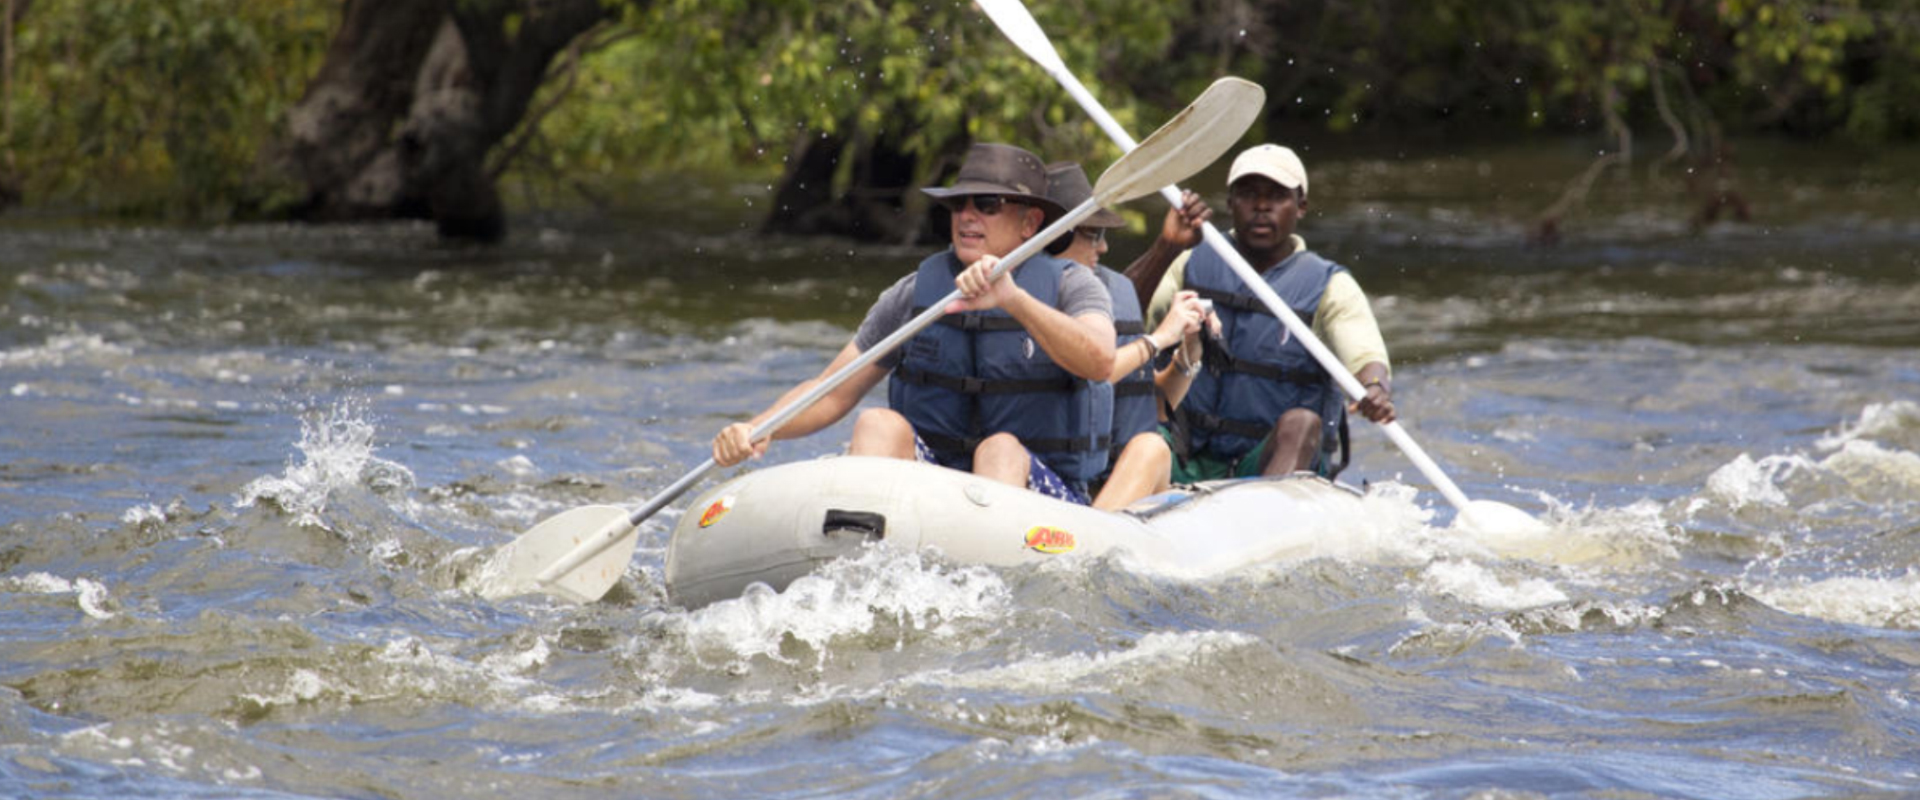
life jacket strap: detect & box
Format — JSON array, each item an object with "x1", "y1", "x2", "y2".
[
  {"x1": 894, "y1": 365, "x2": 1077, "y2": 396},
  {"x1": 1182, "y1": 410, "x2": 1273, "y2": 441},
  {"x1": 910, "y1": 306, "x2": 1027, "y2": 332},
  {"x1": 1199, "y1": 335, "x2": 1325, "y2": 385},
  {"x1": 1191, "y1": 287, "x2": 1270, "y2": 316},
  {"x1": 919, "y1": 431, "x2": 1110, "y2": 458}
]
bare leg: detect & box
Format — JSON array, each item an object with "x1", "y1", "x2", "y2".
[
  {"x1": 1262, "y1": 408, "x2": 1323, "y2": 476},
  {"x1": 848, "y1": 408, "x2": 916, "y2": 460},
  {"x1": 972, "y1": 432, "x2": 1032, "y2": 489},
  {"x1": 1093, "y1": 432, "x2": 1172, "y2": 510}
]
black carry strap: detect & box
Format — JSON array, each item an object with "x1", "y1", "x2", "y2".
[{"x1": 1326, "y1": 412, "x2": 1352, "y2": 480}]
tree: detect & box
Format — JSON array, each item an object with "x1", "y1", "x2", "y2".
[
  {"x1": 2, "y1": 0, "x2": 28, "y2": 208},
  {"x1": 264, "y1": 0, "x2": 630, "y2": 241},
  {"x1": 5, "y1": 0, "x2": 1917, "y2": 242},
  {"x1": 529, "y1": 0, "x2": 1182, "y2": 243},
  {"x1": 2, "y1": 0, "x2": 328, "y2": 217}
]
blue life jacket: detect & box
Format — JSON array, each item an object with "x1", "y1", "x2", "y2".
[
  {"x1": 1177, "y1": 240, "x2": 1347, "y2": 465},
  {"x1": 888, "y1": 251, "x2": 1112, "y2": 481},
  {"x1": 1095, "y1": 264, "x2": 1157, "y2": 469}
]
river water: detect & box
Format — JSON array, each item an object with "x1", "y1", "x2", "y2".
[{"x1": 3, "y1": 142, "x2": 1918, "y2": 798}]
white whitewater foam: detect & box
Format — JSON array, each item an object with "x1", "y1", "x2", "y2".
[
  {"x1": 1419, "y1": 559, "x2": 1568, "y2": 610},
  {"x1": 902, "y1": 629, "x2": 1257, "y2": 692},
  {"x1": 1818, "y1": 439, "x2": 1920, "y2": 498},
  {"x1": 122, "y1": 503, "x2": 170, "y2": 525},
  {"x1": 1816, "y1": 400, "x2": 1920, "y2": 451},
  {"x1": 235, "y1": 400, "x2": 415, "y2": 530},
  {"x1": 0, "y1": 333, "x2": 134, "y2": 368},
  {"x1": 1703, "y1": 453, "x2": 1803, "y2": 509},
  {"x1": 683, "y1": 547, "x2": 1012, "y2": 667},
  {"x1": 1429, "y1": 490, "x2": 1677, "y2": 568},
  {"x1": 2, "y1": 573, "x2": 118, "y2": 619},
  {"x1": 1750, "y1": 572, "x2": 1920, "y2": 630}
]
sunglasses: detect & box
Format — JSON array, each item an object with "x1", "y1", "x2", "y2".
[
  {"x1": 1075, "y1": 227, "x2": 1106, "y2": 244},
  {"x1": 942, "y1": 195, "x2": 1025, "y2": 216}
]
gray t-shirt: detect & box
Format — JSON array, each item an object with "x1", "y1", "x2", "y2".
[{"x1": 853, "y1": 259, "x2": 1113, "y2": 370}]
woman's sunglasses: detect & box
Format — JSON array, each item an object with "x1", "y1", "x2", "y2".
[
  {"x1": 942, "y1": 195, "x2": 1024, "y2": 216},
  {"x1": 1075, "y1": 228, "x2": 1106, "y2": 244}
]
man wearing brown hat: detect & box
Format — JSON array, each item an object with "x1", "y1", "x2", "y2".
[
  {"x1": 1127, "y1": 144, "x2": 1395, "y2": 482},
  {"x1": 712, "y1": 143, "x2": 1117, "y2": 504},
  {"x1": 1043, "y1": 162, "x2": 1213, "y2": 509}
]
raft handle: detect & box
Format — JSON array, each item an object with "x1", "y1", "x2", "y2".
[{"x1": 823, "y1": 509, "x2": 886, "y2": 541}]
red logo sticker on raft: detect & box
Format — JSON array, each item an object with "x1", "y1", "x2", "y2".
[
  {"x1": 697, "y1": 496, "x2": 734, "y2": 528},
  {"x1": 1024, "y1": 525, "x2": 1076, "y2": 554}
]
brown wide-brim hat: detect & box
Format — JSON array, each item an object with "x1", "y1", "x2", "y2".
[
  {"x1": 1043, "y1": 162, "x2": 1126, "y2": 228},
  {"x1": 922, "y1": 143, "x2": 1066, "y2": 226}
]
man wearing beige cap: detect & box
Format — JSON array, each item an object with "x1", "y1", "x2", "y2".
[
  {"x1": 713, "y1": 143, "x2": 1117, "y2": 505},
  {"x1": 1127, "y1": 144, "x2": 1395, "y2": 482}
]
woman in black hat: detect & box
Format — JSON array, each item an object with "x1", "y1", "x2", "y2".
[{"x1": 1043, "y1": 162, "x2": 1213, "y2": 510}]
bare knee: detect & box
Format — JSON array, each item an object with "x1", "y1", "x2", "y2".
[
  {"x1": 849, "y1": 408, "x2": 915, "y2": 459},
  {"x1": 1120, "y1": 432, "x2": 1171, "y2": 472},
  {"x1": 1267, "y1": 409, "x2": 1323, "y2": 474},
  {"x1": 974, "y1": 432, "x2": 1028, "y2": 465},
  {"x1": 973, "y1": 432, "x2": 1031, "y2": 486},
  {"x1": 1275, "y1": 408, "x2": 1321, "y2": 439}
]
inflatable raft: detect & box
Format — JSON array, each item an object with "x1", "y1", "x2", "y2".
[{"x1": 665, "y1": 455, "x2": 1377, "y2": 609}]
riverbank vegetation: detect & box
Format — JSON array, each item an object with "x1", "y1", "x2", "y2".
[{"x1": 3, "y1": 0, "x2": 1915, "y2": 241}]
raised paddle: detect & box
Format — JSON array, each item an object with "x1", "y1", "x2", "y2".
[
  {"x1": 976, "y1": 0, "x2": 1544, "y2": 536},
  {"x1": 477, "y1": 76, "x2": 1268, "y2": 602}
]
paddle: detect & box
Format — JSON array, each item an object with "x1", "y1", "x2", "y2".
[
  {"x1": 477, "y1": 76, "x2": 1268, "y2": 603},
  {"x1": 976, "y1": 0, "x2": 1543, "y2": 536}
]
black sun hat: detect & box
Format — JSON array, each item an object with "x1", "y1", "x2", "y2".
[
  {"x1": 921, "y1": 143, "x2": 1066, "y2": 225},
  {"x1": 1043, "y1": 162, "x2": 1126, "y2": 228}
]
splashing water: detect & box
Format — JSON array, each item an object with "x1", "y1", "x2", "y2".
[{"x1": 235, "y1": 399, "x2": 415, "y2": 531}]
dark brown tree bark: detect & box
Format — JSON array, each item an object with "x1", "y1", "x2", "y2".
[
  {"x1": 762, "y1": 116, "x2": 963, "y2": 246},
  {"x1": 1, "y1": 0, "x2": 28, "y2": 211},
  {"x1": 266, "y1": 0, "x2": 625, "y2": 242}
]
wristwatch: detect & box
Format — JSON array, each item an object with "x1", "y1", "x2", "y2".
[{"x1": 1151, "y1": 338, "x2": 1175, "y2": 371}]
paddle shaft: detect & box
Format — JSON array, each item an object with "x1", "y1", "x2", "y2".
[
  {"x1": 532, "y1": 196, "x2": 1107, "y2": 585},
  {"x1": 1035, "y1": 45, "x2": 1479, "y2": 516}
]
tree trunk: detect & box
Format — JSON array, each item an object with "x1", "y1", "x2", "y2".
[
  {"x1": 762, "y1": 116, "x2": 961, "y2": 245},
  {"x1": 761, "y1": 129, "x2": 849, "y2": 237},
  {"x1": 0, "y1": 0, "x2": 24, "y2": 211},
  {"x1": 265, "y1": 0, "x2": 621, "y2": 242}
]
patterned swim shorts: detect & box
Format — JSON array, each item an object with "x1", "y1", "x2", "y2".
[{"x1": 912, "y1": 435, "x2": 1091, "y2": 506}]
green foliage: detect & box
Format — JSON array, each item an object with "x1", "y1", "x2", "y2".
[
  {"x1": 5, "y1": 0, "x2": 1918, "y2": 222},
  {"x1": 531, "y1": 0, "x2": 1183, "y2": 181},
  {"x1": 5, "y1": 0, "x2": 332, "y2": 215}
]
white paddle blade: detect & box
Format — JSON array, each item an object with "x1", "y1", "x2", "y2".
[
  {"x1": 1091, "y1": 77, "x2": 1264, "y2": 206},
  {"x1": 1451, "y1": 499, "x2": 1551, "y2": 541},
  {"x1": 478, "y1": 505, "x2": 636, "y2": 602},
  {"x1": 975, "y1": 0, "x2": 1068, "y2": 74}
]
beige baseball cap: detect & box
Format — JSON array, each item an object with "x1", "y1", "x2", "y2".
[{"x1": 1227, "y1": 144, "x2": 1308, "y2": 197}]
